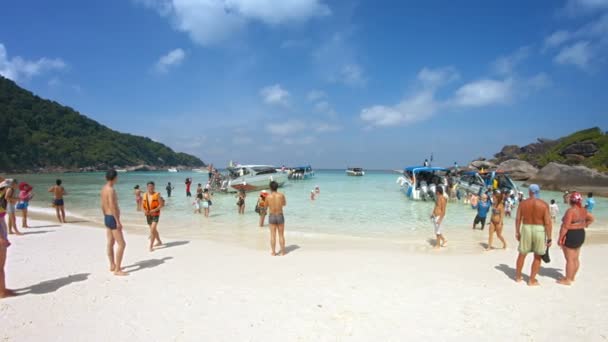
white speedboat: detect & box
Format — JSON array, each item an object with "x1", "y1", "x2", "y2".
[
  {"x1": 346, "y1": 167, "x2": 365, "y2": 176},
  {"x1": 192, "y1": 168, "x2": 206, "y2": 173},
  {"x1": 222, "y1": 165, "x2": 288, "y2": 192},
  {"x1": 116, "y1": 169, "x2": 128, "y2": 173},
  {"x1": 168, "y1": 168, "x2": 178, "y2": 173},
  {"x1": 396, "y1": 166, "x2": 449, "y2": 201},
  {"x1": 288, "y1": 165, "x2": 315, "y2": 180}
]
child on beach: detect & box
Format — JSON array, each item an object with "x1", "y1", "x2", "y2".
[
  {"x1": 504, "y1": 196, "x2": 514, "y2": 218},
  {"x1": 17, "y1": 183, "x2": 33, "y2": 228},
  {"x1": 193, "y1": 193, "x2": 202, "y2": 214},
  {"x1": 550, "y1": 199, "x2": 559, "y2": 222}
]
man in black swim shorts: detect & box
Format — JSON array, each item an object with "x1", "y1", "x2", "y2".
[{"x1": 266, "y1": 181, "x2": 287, "y2": 256}]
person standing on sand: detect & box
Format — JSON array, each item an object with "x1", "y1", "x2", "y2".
[
  {"x1": 514, "y1": 184, "x2": 552, "y2": 286},
  {"x1": 142, "y1": 181, "x2": 164, "y2": 252},
  {"x1": 133, "y1": 185, "x2": 142, "y2": 211},
  {"x1": 202, "y1": 188, "x2": 212, "y2": 218},
  {"x1": 165, "y1": 182, "x2": 174, "y2": 198},
  {"x1": 557, "y1": 192, "x2": 594, "y2": 286},
  {"x1": 100, "y1": 170, "x2": 127, "y2": 276},
  {"x1": 266, "y1": 181, "x2": 286, "y2": 256},
  {"x1": 4, "y1": 180, "x2": 22, "y2": 235},
  {"x1": 17, "y1": 182, "x2": 33, "y2": 228},
  {"x1": 486, "y1": 191, "x2": 506, "y2": 250},
  {"x1": 48, "y1": 179, "x2": 67, "y2": 223},
  {"x1": 431, "y1": 186, "x2": 447, "y2": 249},
  {"x1": 0, "y1": 179, "x2": 16, "y2": 299}
]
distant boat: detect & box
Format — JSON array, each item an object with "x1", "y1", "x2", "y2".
[
  {"x1": 346, "y1": 167, "x2": 365, "y2": 176},
  {"x1": 116, "y1": 169, "x2": 128, "y2": 173},
  {"x1": 223, "y1": 165, "x2": 288, "y2": 192},
  {"x1": 192, "y1": 168, "x2": 206, "y2": 173},
  {"x1": 168, "y1": 168, "x2": 178, "y2": 173},
  {"x1": 288, "y1": 165, "x2": 315, "y2": 180}
]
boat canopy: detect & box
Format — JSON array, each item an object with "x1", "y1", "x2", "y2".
[
  {"x1": 403, "y1": 166, "x2": 448, "y2": 173},
  {"x1": 292, "y1": 165, "x2": 312, "y2": 171}
]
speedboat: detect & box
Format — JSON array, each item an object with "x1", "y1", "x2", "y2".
[
  {"x1": 192, "y1": 168, "x2": 206, "y2": 173},
  {"x1": 116, "y1": 169, "x2": 128, "y2": 173},
  {"x1": 396, "y1": 166, "x2": 449, "y2": 201},
  {"x1": 346, "y1": 167, "x2": 365, "y2": 176},
  {"x1": 288, "y1": 165, "x2": 315, "y2": 180},
  {"x1": 458, "y1": 170, "x2": 519, "y2": 196},
  {"x1": 222, "y1": 165, "x2": 288, "y2": 192},
  {"x1": 168, "y1": 168, "x2": 178, "y2": 173}
]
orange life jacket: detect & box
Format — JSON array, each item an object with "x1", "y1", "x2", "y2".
[{"x1": 143, "y1": 192, "x2": 161, "y2": 216}]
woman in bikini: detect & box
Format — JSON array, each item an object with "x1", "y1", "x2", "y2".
[
  {"x1": 486, "y1": 191, "x2": 507, "y2": 250},
  {"x1": 557, "y1": 192, "x2": 594, "y2": 285},
  {"x1": 134, "y1": 185, "x2": 143, "y2": 211}
]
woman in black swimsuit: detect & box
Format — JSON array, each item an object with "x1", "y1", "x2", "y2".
[{"x1": 557, "y1": 192, "x2": 594, "y2": 286}]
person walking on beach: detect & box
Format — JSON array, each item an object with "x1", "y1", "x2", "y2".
[
  {"x1": 4, "y1": 180, "x2": 22, "y2": 235},
  {"x1": 557, "y1": 192, "x2": 594, "y2": 286},
  {"x1": 134, "y1": 185, "x2": 143, "y2": 211},
  {"x1": 101, "y1": 169, "x2": 127, "y2": 276},
  {"x1": 185, "y1": 178, "x2": 192, "y2": 197},
  {"x1": 0, "y1": 179, "x2": 16, "y2": 299},
  {"x1": 431, "y1": 186, "x2": 447, "y2": 249},
  {"x1": 550, "y1": 199, "x2": 559, "y2": 222},
  {"x1": 256, "y1": 191, "x2": 268, "y2": 227},
  {"x1": 266, "y1": 181, "x2": 286, "y2": 256},
  {"x1": 142, "y1": 181, "x2": 164, "y2": 252},
  {"x1": 584, "y1": 192, "x2": 595, "y2": 213},
  {"x1": 17, "y1": 182, "x2": 33, "y2": 228},
  {"x1": 236, "y1": 190, "x2": 246, "y2": 214},
  {"x1": 486, "y1": 191, "x2": 506, "y2": 250},
  {"x1": 202, "y1": 188, "x2": 212, "y2": 218},
  {"x1": 48, "y1": 179, "x2": 67, "y2": 223},
  {"x1": 165, "y1": 182, "x2": 174, "y2": 198},
  {"x1": 514, "y1": 184, "x2": 552, "y2": 286},
  {"x1": 472, "y1": 193, "x2": 491, "y2": 230}
]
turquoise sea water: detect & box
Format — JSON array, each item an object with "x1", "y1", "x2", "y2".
[{"x1": 6, "y1": 170, "x2": 607, "y2": 239}]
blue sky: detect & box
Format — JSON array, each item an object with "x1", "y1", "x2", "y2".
[{"x1": 1, "y1": 0, "x2": 607, "y2": 169}]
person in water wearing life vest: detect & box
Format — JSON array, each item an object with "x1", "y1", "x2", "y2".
[{"x1": 143, "y1": 181, "x2": 164, "y2": 252}]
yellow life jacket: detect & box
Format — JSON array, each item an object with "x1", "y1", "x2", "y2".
[{"x1": 143, "y1": 192, "x2": 161, "y2": 216}]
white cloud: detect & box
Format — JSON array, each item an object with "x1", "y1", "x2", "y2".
[
  {"x1": 155, "y1": 48, "x2": 185, "y2": 73},
  {"x1": 0, "y1": 43, "x2": 66, "y2": 81},
  {"x1": 561, "y1": 0, "x2": 608, "y2": 16},
  {"x1": 137, "y1": 0, "x2": 330, "y2": 46},
  {"x1": 307, "y1": 89, "x2": 326, "y2": 101},
  {"x1": 492, "y1": 47, "x2": 530, "y2": 75},
  {"x1": 544, "y1": 30, "x2": 573, "y2": 49},
  {"x1": 417, "y1": 67, "x2": 459, "y2": 88},
  {"x1": 266, "y1": 120, "x2": 306, "y2": 135},
  {"x1": 313, "y1": 122, "x2": 341, "y2": 132},
  {"x1": 360, "y1": 90, "x2": 439, "y2": 127},
  {"x1": 339, "y1": 63, "x2": 366, "y2": 87},
  {"x1": 260, "y1": 84, "x2": 290, "y2": 105},
  {"x1": 527, "y1": 73, "x2": 552, "y2": 90},
  {"x1": 554, "y1": 41, "x2": 593, "y2": 69},
  {"x1": 453, "y1": 79, "x2": 513, "y2": 107},
  {"x1": 282, "y1": 135, "x2": 316, "y2": 145}
]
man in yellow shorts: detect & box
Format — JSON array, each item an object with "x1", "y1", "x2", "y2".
[{"x1": 515, "y1": 184, "x2": 553, "y2": 286}]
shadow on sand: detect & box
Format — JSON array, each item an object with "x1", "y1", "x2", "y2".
[
  {"x1": 22, "y1": 230, "x2": 55, "y2": 235},
  {"x1": 284, "y1": 245, "x2": 300, "y2": 255},
  {"x1": 64, "y1": 220, "x2": 90, "y2": 224},
  {"x1": 15, "y1": 273, "x2": 90, "y2": 295},
  {"x1": 123, "y1": 257, "x2": 173, "y2": 273},
  {"x1": 495, "y1": 264, "x2": 528, "y2": 282},
  {"x1": 27, "y1": 225, "x2": 61, "y2": 229},
  {"x1": 157, "y1": 240, "x2": 190, "y2": 249},
  {"x1": 495, "y1": 263, "x2": 563, "y2": 282}
]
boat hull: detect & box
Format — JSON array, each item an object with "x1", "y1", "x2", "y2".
[
  {"x1": 346, "y1": 171, "x2": 365, "y2": 176},
  {"x1": 228, "y1": 173, "x2": 288, "y2": 192}
]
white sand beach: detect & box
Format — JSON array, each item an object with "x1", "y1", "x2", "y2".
[{"x1": 2, "y1": 216, "x2": 608, "y2": 341}]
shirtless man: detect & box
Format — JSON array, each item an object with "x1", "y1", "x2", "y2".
[
  {"x1": 48, "y1": 179, "x2": 67, "y2": 223},
  {"x1": 515, "y1": 184, "x2": 552, "y2": 286},
  {"x1": 266, "y1": 181, "x2": 286, "y2": 256},
  {"x1": 100, "y1": 170, "x2": 127, "y2": 276},
  {"x1": 431, "y1": 187, "x2": 448, "y2": 249}
]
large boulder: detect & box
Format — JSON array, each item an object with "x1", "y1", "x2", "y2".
[
  {"x1": 497, "y1": 159, "x2": 538, "y2": 181},
  {"x1": 560, "y1": 141, "x2": 599, "y2": 157},
  {"x1": 528, "y1": 163, "x2": 608, "y2": 193},
  {"x1": 494, "y1": 145, "x2": 520, "y2": 162}
]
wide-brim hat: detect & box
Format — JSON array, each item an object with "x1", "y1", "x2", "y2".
[{"x1": 0, "y1": 179, "x2": 14, "y2": 188}]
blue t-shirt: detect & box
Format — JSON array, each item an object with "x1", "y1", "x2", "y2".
[
  {"x1": 585, "y1": 198, "x2": 595, "y2": 212},
  {"x1": 474, "y1": 201, "x2": 491, "y2": 218}
]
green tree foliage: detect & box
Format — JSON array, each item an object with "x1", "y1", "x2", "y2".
[{"x1": 0, "y1": 76, "x2": 205, "y2": 172}]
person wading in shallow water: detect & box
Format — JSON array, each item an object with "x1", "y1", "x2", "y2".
[{"x1": 514, "y1": 184, "x2": 552, "y2": 286}]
